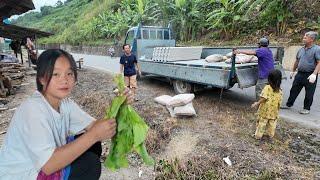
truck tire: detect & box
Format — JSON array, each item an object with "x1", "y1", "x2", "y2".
[{"x1": 172, "y1": 80, "x2": 193, "y2": 94}]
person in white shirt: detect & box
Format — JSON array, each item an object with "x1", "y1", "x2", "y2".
[{"x1": 0, "y1": 49, "x2": 133, "y2": 180}]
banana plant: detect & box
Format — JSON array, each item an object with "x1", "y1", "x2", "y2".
[
  {"x1": 239, "y1": 0, "x2": 294, "y2": 36},
  {"x1": 206, "y1": 0, "x2": 245, "y2": 40}
]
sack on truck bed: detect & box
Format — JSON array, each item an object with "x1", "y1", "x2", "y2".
[
  {"x1": 205, "y1": 54, "x2": 224, "y2": 63},
  {"x1": 225, "y1": 54, "x2": 258, "y2": 64},
  {"x1": 226, "y1": 52, "x2": 233, "y2": 58}
]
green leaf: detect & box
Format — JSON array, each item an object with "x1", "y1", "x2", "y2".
[
  {"x1": 233, "y1": 15, "x2": 241, "y2": 21},
  {"x1": 113, "y1": 74, "x2": 126, "y2": 94},
  {"x1": 135, "y1": 144, "x2": 155, "y2": 166},
  {"x1": 133, "y1": 122, "x2": 148, "y2": 147},
  {"x1": 104, "y1": 96, "x2": 126, "y2": 119},
  {"x1": 104, "y1": 74, "x2": 154, "y2": 171}
]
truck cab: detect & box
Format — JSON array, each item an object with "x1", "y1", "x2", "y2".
[{"x1": 124, "y1": 24, "x2": 176, "y2": 60}]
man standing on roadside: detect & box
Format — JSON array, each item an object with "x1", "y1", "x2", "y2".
[
  {"x1": 234, "y1": 37, "x2": 274, "y2": 99},
  {"x1": 120, "y1": 44, "x2": 141, "y2": 101},
  {"x1": 282, "y1": 31, "x2": 320, "y2": 114}
]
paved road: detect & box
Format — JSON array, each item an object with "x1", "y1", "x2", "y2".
[
  {"x1": 51, "y1": 52, "x2": 319, "y2": 129},
  {"x1": 70, "y1": 53, "x2": 120, "y2": 74},
  {"x1": 229, "y1": 72, "x2": 320, "y2": 129},
  {"x1": 38, "y1": 50, "x2": 120, "y2": 74}
]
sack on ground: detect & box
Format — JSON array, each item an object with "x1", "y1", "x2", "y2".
[
  {"x1": 166, "y1": 105, "x2": 177, "y2": 118},
  {"x1": 205, "y1": 54, "x2": 224, "y2": 63},
  {"x1": 174, "y1": 103, "x2": 196, "y2": 116},
  {"x1": 154, "y1": 95, "x2": 173, "y2": 106},
  {"x1": 168, "y1": 93, "x2": 195, "y2": 107}
]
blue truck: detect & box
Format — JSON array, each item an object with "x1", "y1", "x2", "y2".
[{"x1": 124, "y1": 24, "x2": 284, "y2": 95}]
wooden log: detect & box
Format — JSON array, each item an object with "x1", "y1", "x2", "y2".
[{"x1": 0, "y1": 63, "x2": 24, "y2": 68}]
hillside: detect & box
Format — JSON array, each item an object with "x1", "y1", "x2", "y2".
[
  {"x1": 13, "y1": 0, "x2": 320, "y2": 46},
  {"x1": 13, "y1": 0, "x2": 114, "y2": 45}
]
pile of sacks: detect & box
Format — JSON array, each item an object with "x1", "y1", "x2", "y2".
[
  {"x1": 204, "y1": 52, "x2": 258, "y2": 64},
  {"x1": 154, "y1": 93, "x2": 196, "y2": 118}
]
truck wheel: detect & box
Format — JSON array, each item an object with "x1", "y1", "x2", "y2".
[{"x1": 173, "y1": 80, "x2": 193, "y2": 94}]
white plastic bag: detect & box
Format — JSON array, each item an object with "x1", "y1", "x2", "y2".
[{"x1": 223, "y1": 156, "x2": 232, "y2": 166}]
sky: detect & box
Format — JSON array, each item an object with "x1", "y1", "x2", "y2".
[
  {"x1": 9, "y1": 0, "x2": 66, "y2": 19},
  {"x1": 32, "y1": 0, "x2": 66, "y2": 12}
]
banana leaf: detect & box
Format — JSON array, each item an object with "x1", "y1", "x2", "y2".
[{"x1": 104, "y1": 74, "x2": 154, "y2": 171}]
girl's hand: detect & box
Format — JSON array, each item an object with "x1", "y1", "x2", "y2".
[
  {"x1": 123, "y1": 87, "x2": 134, "y2": 104},
  {"x1": 251, "y1": 102, "x2": 259, "y2": 108},
  {"x1": 88, "y1": 119, "x2": 116, "y2": 141}
]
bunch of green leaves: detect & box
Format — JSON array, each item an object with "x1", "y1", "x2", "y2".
[{"x1": 104, "y1": 74, "x2": 154, "y2": 171}]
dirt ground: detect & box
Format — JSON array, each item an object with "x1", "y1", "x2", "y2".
[{"x1": 0, "y1": 67, "x2": 319, "y2": 179}]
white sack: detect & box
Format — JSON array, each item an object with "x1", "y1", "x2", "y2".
[
  {"x1": 226, "y1": 52, "x2": 233, "y2": 58},
  {"x1": 173, "y1": 103, "x2": 197, "y2": 116},
  {"x1": 225, "y1": 54, "x2": 258, "y2": 64},
  {"x1": 154, "y1": 95, "x2": 173, "y2": 106},
  {"x1": 168, "y1": 93, "x2": 195, "y2": 107},
  {"x1": 205, "y1": 54, "x2": 224, "y2": 63},
  {"x1": 166, "y1": 105, "x2": 177, "y2": 118}
]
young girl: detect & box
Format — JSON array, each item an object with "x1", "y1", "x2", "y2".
[
  {"x1": 251, "y1": 69, "x2": 282, "y2": 142},
  {"x1": 0, "y1": 49, "x2": 132, "y2": 179}
]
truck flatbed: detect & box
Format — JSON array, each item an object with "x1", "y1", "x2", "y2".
[
  {"x1": 125, "y1": 24, "x2": 284, "y2": 94},
  {"x1": 140, "y1": 57, "x2": 283, "y2": 91},
  {"x1": 144, "y1": 59, "x2": 258, "y2": 69}
]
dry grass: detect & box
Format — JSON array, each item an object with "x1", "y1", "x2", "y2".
[
  {"x1": 145, "y1": 118, "x2": 178, "y2": 154},
  {"x1": 70, "y1": 68, "x2": 319, "y2": 179}
]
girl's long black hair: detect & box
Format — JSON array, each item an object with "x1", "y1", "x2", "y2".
[
  {"x1": 36, "y1": 49, "x2": 77, "y2": 92},
  {"x1": 268, "y1": 69, "x2": 282, "y2": 92}
]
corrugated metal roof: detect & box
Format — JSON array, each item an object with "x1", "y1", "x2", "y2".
[
  {"x1": 0, "y1": 0, "x2": 35, "y2": 19},
  {"x1": 0, "y1": 24, "x2": 53, "y2": 40}
]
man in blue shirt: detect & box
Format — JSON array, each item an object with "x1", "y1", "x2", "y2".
[
  {"x1": 234, "y1": 37, "x2": 274, "y2": 99},
  {"x1": 120, "y1": 44, "x2": 141, "y2": 101},
  {"x1": 282, "y1": 31, "x2": 320, "y2": 114}
]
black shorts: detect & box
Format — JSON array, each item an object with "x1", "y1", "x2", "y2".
[{"x1": 68, "y1": 134, "x2": 102, "y2": 180}]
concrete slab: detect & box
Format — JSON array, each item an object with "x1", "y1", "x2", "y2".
[{"x1": 282, "y1": 46, "x2": 301, "y2": 70}]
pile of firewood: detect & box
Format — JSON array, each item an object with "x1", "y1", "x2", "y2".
[{"x1": 0, "y1": 63, "x2": 26, "y2": 98}]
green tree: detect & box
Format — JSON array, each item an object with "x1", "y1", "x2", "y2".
[
  {"x1": 240, "y1": 0, "x2": 294, "y2": 36},
  {"x1": 55, "y1": 0, "x2": 63, "y2": 7},
  {"x1": 206, "y1": 0, "x2": 245, "y2": 40},
  {"x1": 40, "y1": 6, "x2": 54, "y2": 16},
  {"x1": 167, "y1": 0, "x2": 206, "y2": 41}
]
